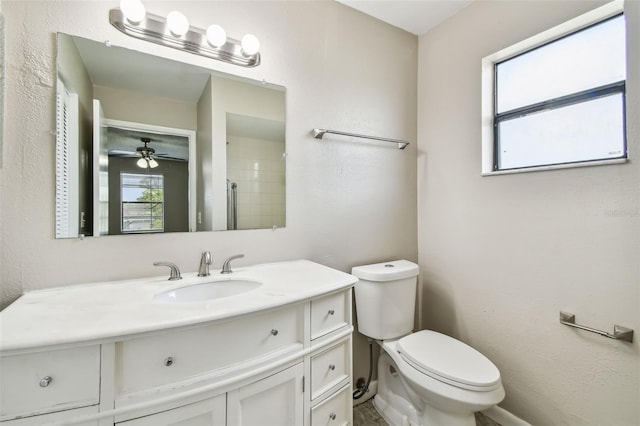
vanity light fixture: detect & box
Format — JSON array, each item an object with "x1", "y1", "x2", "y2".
[
  {"x1": 110, "y1": 0, "x2": 261, "y2": 67},
  {"x1": 120, "y1": 0, "x2": 145, "y2": 24},
  {"x1": 206, "y1": 24, "x2": 227, "y2": 48},
  {"x1": 166, "y1": 11, "x2": 190, "y2": 37},
  {"x1": 241, "y1": 34, "x2": 260, "y2": 56}
]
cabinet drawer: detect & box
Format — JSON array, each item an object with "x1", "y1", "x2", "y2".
[
  {"x1": 0, "y1": 406, "x2": 99, "y2": 426},
  {"x1": 311, "y1": 291, "x2": 348, "y2": 340},
  {"x1": 311, "y1": 341, "x2": 349, "y2": 400},
  {"x1": 311, "y1": 384, "x2": 351, "y2": 426},
  {"x1": 118, "y1": 305, "x2": 303, "y2": 394},
  {"x1": 117, "y1": 394, "x2": 225, "y2": 426},
  {"x1": 0, "y1": 345, "x2": 101, "y2": 421}
]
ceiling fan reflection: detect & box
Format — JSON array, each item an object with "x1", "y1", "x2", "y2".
[{"x1": 108, "y1": 137, "x2": 187, "y2": 167}]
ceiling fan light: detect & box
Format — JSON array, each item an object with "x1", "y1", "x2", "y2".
[
  {"x1": 136, "y1": 157, "x2": 148, "y2": 168},
  {"x1": 148, "y1": 158, "x2": 159, "y2": 168}
]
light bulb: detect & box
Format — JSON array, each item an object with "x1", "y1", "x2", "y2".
[
  {"x1": 206, "y1": 24, "x2": 227, "y2": 48},
  {"x1": 136, "y1": 158, "x2": 148, "y2": 168},
  {"x1": 148, "y1": 158, "x2": 159, "y2": 168},
  {"x1": 241, "y1": 34, "x2": 260, "y2": 56},
  {"x1": 167, "y1": 11, "x2": 189, "y2": 36},
  {"x1": 120, "y1": 0, "x2": 146, "y2": 24}
]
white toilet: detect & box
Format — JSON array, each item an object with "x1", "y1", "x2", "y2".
[{"x1": 352, "y1": 260, "x2": 505, "y2": 426}]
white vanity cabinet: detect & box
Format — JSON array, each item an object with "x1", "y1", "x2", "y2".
[
  {"x1": 0, "y1": 261, "x2": 356, "y2": 426},
  {"x1": 0, "y1": 290, "x2": 353, "y2": 426}
]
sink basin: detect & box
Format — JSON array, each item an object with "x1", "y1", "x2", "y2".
[{"x1": 155, "y1": 279, "x2": 262, "y2": 302}]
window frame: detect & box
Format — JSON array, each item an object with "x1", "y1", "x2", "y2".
[
  {"x1": 481, "y1": 0, "x2": 626, "y2": 175},
  {"x1": 120, "y1": 172, "x2": 165, "y2": 234}
]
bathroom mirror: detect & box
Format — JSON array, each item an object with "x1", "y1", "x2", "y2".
[{"x1": 55, "y1": 33, "x2": 286, "y2": 238}]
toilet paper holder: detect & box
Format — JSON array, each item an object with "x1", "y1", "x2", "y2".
[{"x1": 559, "y1": 311, "x2": 634, "y2": 343}]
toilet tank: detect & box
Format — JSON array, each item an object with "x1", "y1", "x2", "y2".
[{"x1": 351, "y1": 260, "x2": 419, "y2": 340}]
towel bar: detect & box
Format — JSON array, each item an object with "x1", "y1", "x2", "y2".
[
  {"x1": 312, "y1": 128, "x2": 409, "y2": 150},
  {"x1": 559, "y1": 311, "x2": 633, "y2": 343}
]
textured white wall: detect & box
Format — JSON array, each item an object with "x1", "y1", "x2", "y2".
[
  {"x1": 418, "y1": 1, "x2": 639, "y2": 425},
  {"x1": 0, "y1": 0, "x2": 417, "y2": 382}
]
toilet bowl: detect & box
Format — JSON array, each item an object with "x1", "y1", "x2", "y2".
[{"x1": 352, "y1": 260, "x2": 505, "y2": 426}]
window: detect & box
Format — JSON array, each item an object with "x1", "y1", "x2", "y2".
[
  {"x1": 121, "y1": 173, "x2": 164, "y2": 233},
  {"x1": 481, "y1": 1, "x2": 626, "y2": 174}
]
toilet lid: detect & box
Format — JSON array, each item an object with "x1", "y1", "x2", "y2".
[{"x1": 397, "y1": 331, "x2": 501, "y2": 391}]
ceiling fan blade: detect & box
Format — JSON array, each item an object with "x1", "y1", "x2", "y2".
[
  {"x1": 154, "y1": 154, "x2": 188, "y2": 162},
  {"x1": 108, "y1": 149, "x2": 138, "y2": 157}
]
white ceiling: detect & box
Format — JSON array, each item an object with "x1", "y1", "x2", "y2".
[{"x1": 336, "y1": 0, "x2": 473, "y2": 35}]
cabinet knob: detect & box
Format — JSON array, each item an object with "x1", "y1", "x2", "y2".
[
  {"x1": 328, "y1": 364, "x2": 336, "y2": 371},
  {"x1": 39, "y1": 376, "x2": 52, "y2": 388},
  {"x1": 271, "y1": 329, "x2": 279, "y2": 336},
  {"x1": 328, "y1": 309, "x2": 335, "y2": 316},
  {"x1": 164, "y1": 357, "x2": 174, "y2": 367},
  {"x1": 329, "y1": 413, "x2": 337, "y2": 420}
]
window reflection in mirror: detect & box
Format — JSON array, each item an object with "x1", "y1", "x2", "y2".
[{"x1": 55, "y1": 33, "x2": 286, "y2": 238}]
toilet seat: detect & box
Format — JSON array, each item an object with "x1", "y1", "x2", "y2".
[{"x1": 397, "y1": 331, "x2": 501, "y2": 392}]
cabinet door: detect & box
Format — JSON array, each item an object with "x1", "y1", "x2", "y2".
[
  {"x1": 227, "y1": 363, "x2": 304, "y2": 426},
  {"x1": 117, "y1": 395, "x2": 225, "y2": 426}
]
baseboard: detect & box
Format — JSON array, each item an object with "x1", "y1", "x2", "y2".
[
  {"x1": 482, "y1": 405, "x2": 531, "y2": 426},
  {"x1": 354, "y1": 383, "x2": 530, "y2": 425},
  {"x1": 352, "y1": 380, "x2": 378, "y2": 406}
]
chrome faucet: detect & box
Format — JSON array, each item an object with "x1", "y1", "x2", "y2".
[
  {"x1": 221, "y1": 254, "x2": 244, "y2": 274},
  {"x1": 153, "y1": 261, "x2": 182, "y2": 281},
  {"x1": 198, "y1": 251, "x2": 212, "y2": 277}
]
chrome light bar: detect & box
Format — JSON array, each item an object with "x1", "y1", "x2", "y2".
[{"x1": 109, "y1": 9, "x2": 261, "y2": 68}]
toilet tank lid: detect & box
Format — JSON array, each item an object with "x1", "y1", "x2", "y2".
[{"x1": 351, "y1": 260, "x2": 419, "y2": 282}]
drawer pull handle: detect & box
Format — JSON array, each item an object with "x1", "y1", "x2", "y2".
[
  {"x1": 271, "y1": 329, "x2": 279, "y2": 336},
  {"x1": 329, "y1": 413, "x2": 337, "y2": 421},
  {"x1": 328, "y1": 309, "x2": 335, "y2": 316},
  {"x1": 164, "y1": 357, "x2": 174, "y2": 367},
  {"x1": 328, "y1": 364, "x2": 336, "y2": 371},
  {"x1": 39, "y1": 376, "x2": 52, "y2": 388}
]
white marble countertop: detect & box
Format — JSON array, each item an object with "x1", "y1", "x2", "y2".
[{"x1": 0, "y1": 260, "x2": 357, "y2": 353}]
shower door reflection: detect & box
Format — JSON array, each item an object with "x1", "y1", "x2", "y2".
[{"x1": 226, "y1": 113, "x2": 285, "y2": 230}]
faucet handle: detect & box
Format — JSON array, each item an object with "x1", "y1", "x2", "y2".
[
  {"x1": 153, "y1": 261, "x2": 182, "y2": 281},
  {"x1": 221, "y1": 254, "x2": 244, "y2": 274}
]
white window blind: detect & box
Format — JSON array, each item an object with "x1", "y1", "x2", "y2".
[{"x1": 55, "y1": 78, "x2": 79, "y2": 238}]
